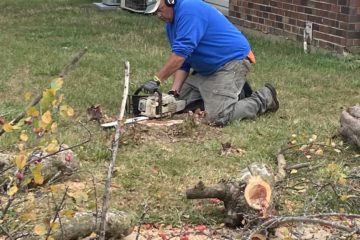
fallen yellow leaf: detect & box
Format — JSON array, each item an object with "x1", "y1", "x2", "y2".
[
  {"x1": 51, "y1": 77, "x2": 64, "y2": 91},
  {"x1": 26, "y1": 106, "x2": 39, "y2": 117},
  {"x1": 50, "y1": 222, "x2": 60, "y2": 231},
  {"x1": 7, "y1": 185, "x2": 18, "y2": 196},
  {"x1": 24, "y1": 91, "x2": 33, "y2": 101},
  {"x1": 21, "y1": 212, "x2": 37, "y2": 221},
  {"x1": 20, "y1": 132, "x2": 29, "y2": 142},
  {"x1": 3, "y1": 123, "x2": 13, "y2": 132},
  {"x1": 51, "y1": 122, "x2": 58, "y2": 133},
  {"x1": 15, "y1": 154, "x2": 27, "y2": 170},
  {"x1": 42, "y1": 111, "x2": 52, "y2": 124},
  {"x1": 34, "y1": 224, "x2": 47, "y2": 236}
]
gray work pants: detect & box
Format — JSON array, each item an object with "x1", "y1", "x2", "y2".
[{"x1": 178, "y1": 59, "x2": 274, "y2": 126}]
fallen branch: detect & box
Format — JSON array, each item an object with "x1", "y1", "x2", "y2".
[
  {"x1": 98, "y1": 61, "x2": 130, "y2": 239},
  {"x1": 186, "y1": 163, "x2": 276, "y2": 227},
  {"x1": 246, "y1": 215, "x2": 360, "y2": 240},
  {"x1": 0, "y1": 48, "x2": 87, "y2": 137}
]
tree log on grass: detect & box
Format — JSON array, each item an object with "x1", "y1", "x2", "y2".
[
  {"x1": 51, "y1": 210, "x2": 135, "y2": 240},
  {"x1": 339, "y1": 104, "x2": 360, "y2": 148},
  {"x1": 186, "y1": 161, "x2": 282, "y2": 228}
]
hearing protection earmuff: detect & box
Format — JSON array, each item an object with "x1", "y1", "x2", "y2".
[{"x1": 165, "y1": 0, "x2": 175, "y2": 7}]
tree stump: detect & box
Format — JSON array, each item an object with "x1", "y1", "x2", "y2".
[
  {"x1": 339, "y1": 104, "x2": 360, "y2": 148},
  {"x1": 186, "y1": 163, "x2": 276, "y2": 227}
]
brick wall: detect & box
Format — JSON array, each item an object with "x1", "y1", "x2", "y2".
[{"x1": 228, "y1": 0, "x2": 360, "y2": 53}]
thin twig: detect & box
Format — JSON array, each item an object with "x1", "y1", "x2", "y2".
[
  {"x1": 1, "y1": 195, "x2": 15, "y2": 219},
  {"x1": 86, "y1": 171, "x2": 99, "y2": 230},
  {"x1": 0, "y1": 225, "x2": 14, "y2": 240},
  {"x1": 59, "y1": 47, "x2": 87, "y2": 77},
  {"x1": 45, "y1": 186, "x2": 69, "y2": 239},
  {"x1": 98, "y1": 61, "x2": 130, "y2": 240},
  {"x1": 285, "y1": 162, "x2": 311, "y2": 170},
  {"x1": 9, "y1": 220, "x2": 30, "y2": 236},
  {"x1": 136, "y1": 202, "x2": 149, "y2": 240},
  {"x1": 307, "y1": 213, "x2": 360, "y2": 219}
]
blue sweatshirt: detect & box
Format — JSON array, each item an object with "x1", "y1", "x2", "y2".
[{"x1": 166, "y1": 0, "x2": 251, "y2": 76}]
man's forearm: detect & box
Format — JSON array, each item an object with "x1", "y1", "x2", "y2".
[
  {"x1": 155, "y1": 53, "x2": 185, "y2": 81},
  {"x1": 171, "y1": 70, "x2": 188, "y2": 93}
]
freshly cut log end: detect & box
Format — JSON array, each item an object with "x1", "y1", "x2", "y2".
[
  {"x1": 251, "y1": 233, "x2": 267, "y2": 240},
  {"x1": 244, "y1": 176, "x2": 272, "y2": 210}
]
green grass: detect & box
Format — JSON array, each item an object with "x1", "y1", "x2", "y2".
[{"x1": 0, "y1": 0, "x2": 359, "y2": 227}]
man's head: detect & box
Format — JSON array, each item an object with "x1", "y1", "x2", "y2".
[{"x1": 145, "y1": 0, "x2": 174, "y2": 23}]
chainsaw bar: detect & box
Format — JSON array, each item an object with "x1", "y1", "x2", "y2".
[{"x1": 101, "y1": 116, "x2": 149, "y2": 128}]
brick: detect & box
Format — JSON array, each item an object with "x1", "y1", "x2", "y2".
[
  {"x1": 341, "y1": 6, "x2": 350, "y2": 14},
  {"x1": 356, "y1": 23, "x2": 360, "y2": 31},
  {"x1": 228, "y1": 0, "x2": 360, "y2": 53},
  {"x1": 313, "y1": 2, "x2": 332, "y2": 11},
  {"x1": 347, "y1": 31, "x2": 360, "y2": 39},
  {"x1": 349, "y1": 0, "x2": 360, "y2": 7},
  {"x1": 349, "y1": 6, "x2": 358, "y2": 15},
  {"x1": 304, "y1": 7, "x2": 312, "y2": 14}
]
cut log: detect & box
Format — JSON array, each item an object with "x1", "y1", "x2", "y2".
[
  {"x1": 339, "y1": 104, "x2": 360, "y2": 148},
  {"x1": 52, "y1": 210, "x2": 135, "y2": 240},
  {"x1": 244, "y1": 176, "x2": 272, "y2": 211},
  {"x1": 186, "y1": 163, "x2": 276, "y2": 227},
  {"x1": 250, "y1": 233, "x2": 267, "y2": 240}
]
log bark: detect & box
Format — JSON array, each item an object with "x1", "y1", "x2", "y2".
[
  {"x1": 339, "y1": 104, "x2": 360, "y2": 148},
  {"x1": 51, "y1": 210, "x2": 135, "y2": 240}
]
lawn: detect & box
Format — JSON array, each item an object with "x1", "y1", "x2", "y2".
[{"x1": 0, "y1": 0, "x2": 359, "y2": 232}]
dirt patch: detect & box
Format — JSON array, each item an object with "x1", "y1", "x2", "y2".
[{"x1": 121, "y1": 113, "x2": 224, "y2": 145}]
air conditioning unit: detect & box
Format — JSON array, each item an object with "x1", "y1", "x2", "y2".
[
  {"x1": 94, "y1": 0, "x2": 120, "y2": 10},
  {"x1": 103, "y1": 0, "x2": 121, "y2": 5},
  {"x1": 120, "y1": 0, "x2": 147, "y2": 13}
]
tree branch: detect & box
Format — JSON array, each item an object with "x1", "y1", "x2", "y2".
[
  {"x1": 246, "y1": 215, "x2": 360, "y2": 240},
  {"x1": 98, "y1": 61, "x2": 130, "y2": 240}
]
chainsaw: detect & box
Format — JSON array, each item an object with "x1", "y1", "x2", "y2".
[
  {"x1": 128, "y1": 87, "x2": 186, "y2": 118},
  {"x1": 101, "y1": 86, "x2": 186, "y2": 128}
]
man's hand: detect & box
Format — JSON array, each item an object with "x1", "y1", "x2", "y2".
[
  {"x1": 168, "y1": 90, "x2": 179, "y2": 98},
  {"x1": 143, "y1": 77, "x2": 160, "y2": 93}
]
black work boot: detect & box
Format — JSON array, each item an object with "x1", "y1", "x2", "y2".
[{"x1": 264, "y1": 83, "x2": 279, "y2": 112}]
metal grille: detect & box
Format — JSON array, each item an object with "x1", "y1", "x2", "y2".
[{"x1": 124, "y1": 0, "x2": 147, "y2": 11}]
